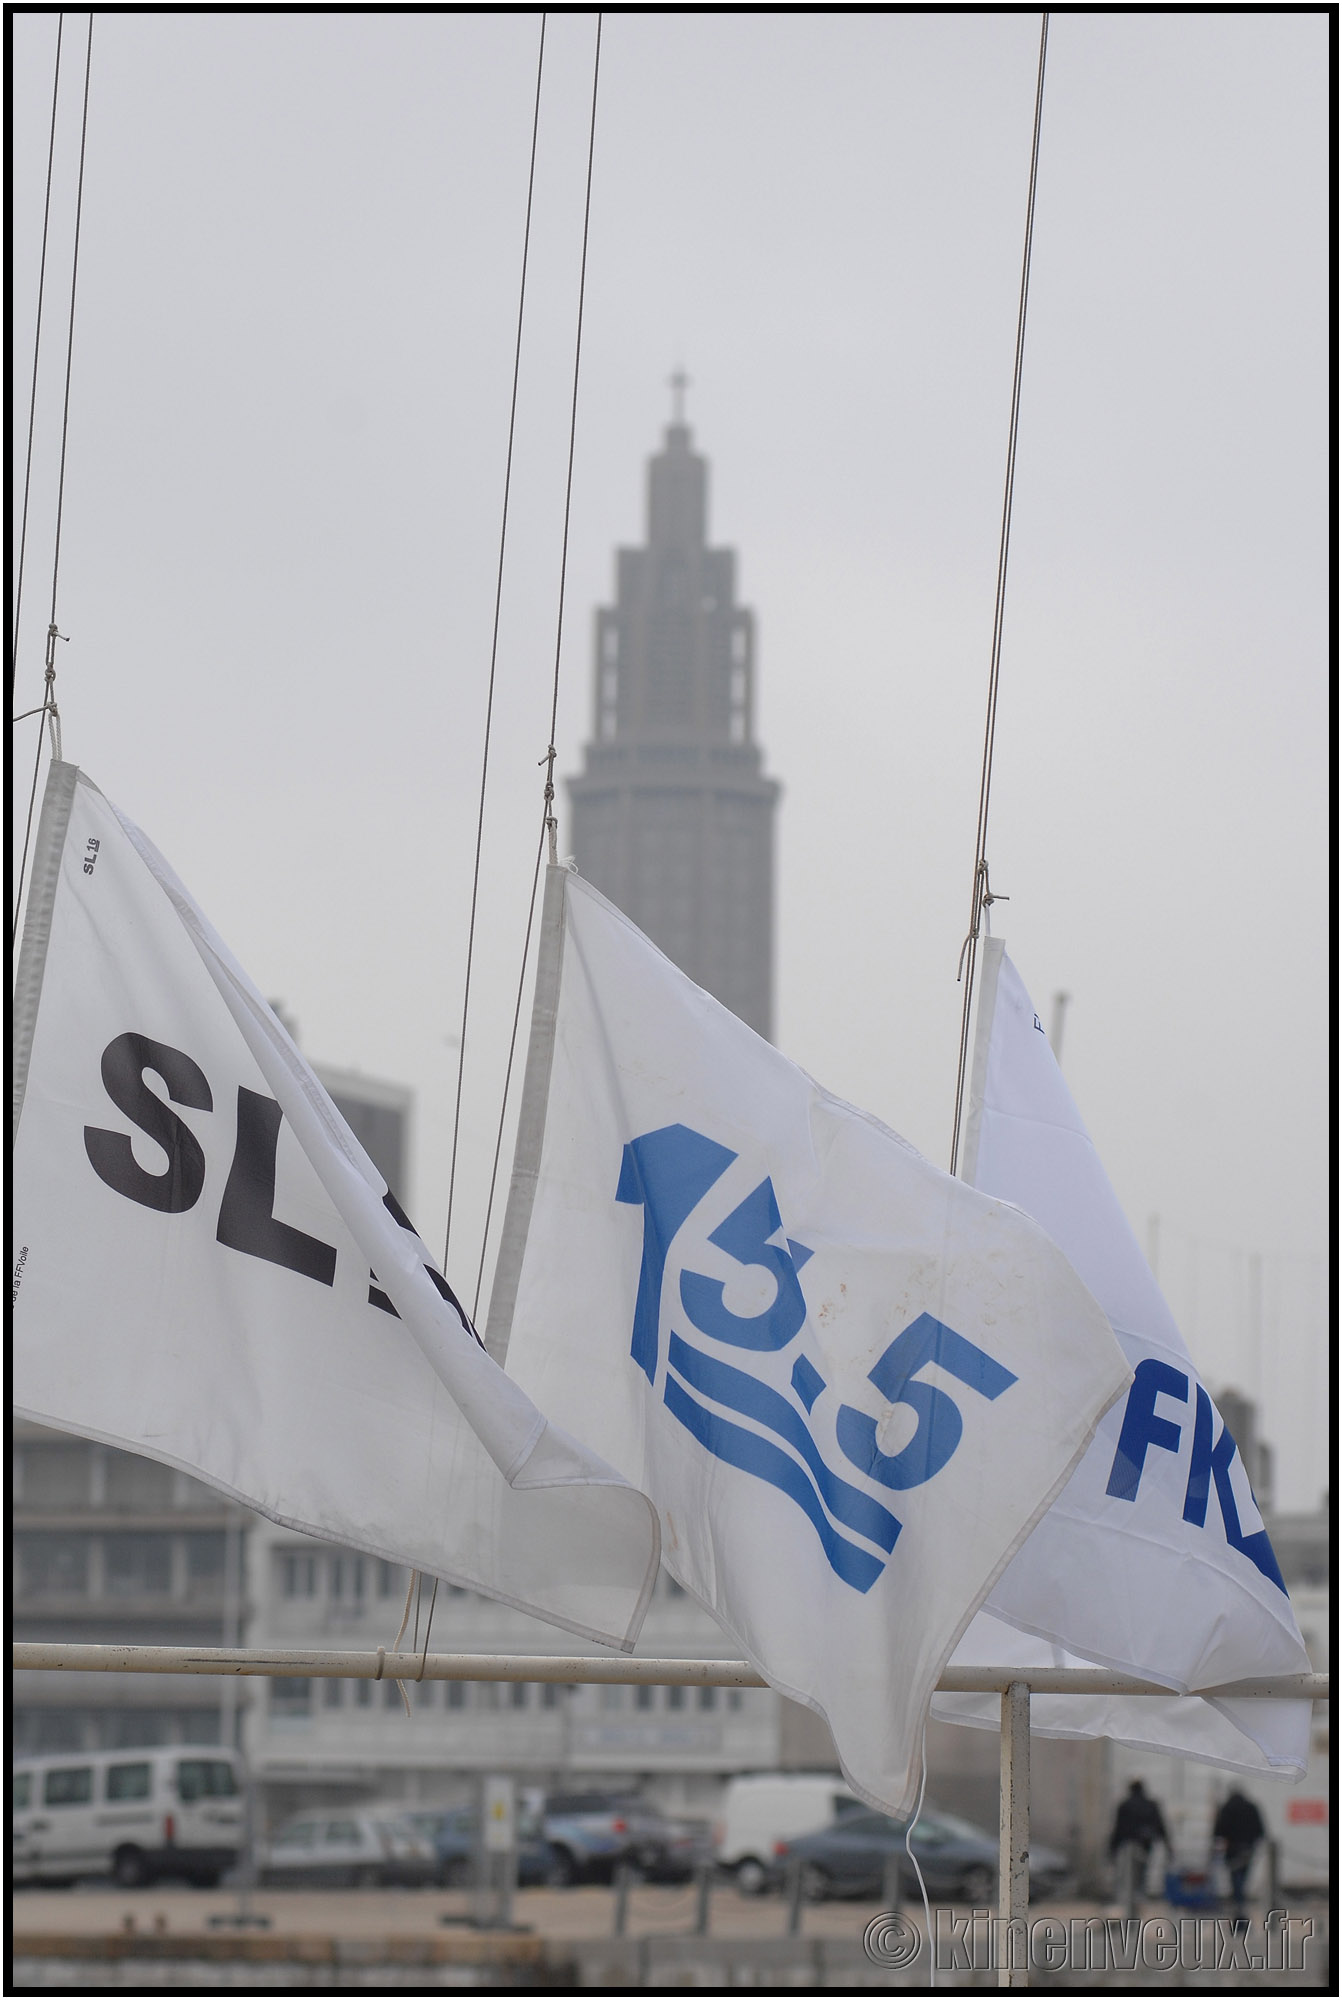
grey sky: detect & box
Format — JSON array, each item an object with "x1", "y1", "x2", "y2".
[{"x1": 11, "y1": 12, "x2": 1328, "y2": 1507}]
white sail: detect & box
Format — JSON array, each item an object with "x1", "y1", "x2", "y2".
[
  {"x1": 936, "y1": 937, "x2": 1311, "y2": 1775},
  {"x1": 490, "y1": 866, "x2": 1129, "y2": 1817},
  {"x1": 12, "y1": 764, "x2": 659, "y2": 1651}
]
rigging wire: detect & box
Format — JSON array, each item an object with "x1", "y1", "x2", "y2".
[
  {"x1": 11, "y1": 14, "x2": 64, "y2": 697},
  {"x1": 13, "y1": 14, "x2": 93, "y2": 948},
  {"x1": 541, "y1": 11, "x2": 603, "y2": 867},
  {"x1": 948, "y1": 11, "x2": 1049, "y2": 1179},
  {"x1": 472, "y1": 13, "x2": 604, "y2": 1321},
  {"x1": 48, "y1": 13, "x2": 95, "y2": 653},
  {"x1": 443, "y1": 15, "x2": 548, "y2": 1272}
]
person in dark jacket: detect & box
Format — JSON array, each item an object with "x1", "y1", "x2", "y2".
[
  {"x1": 1109, "y1": 1780, "x2": 1170, "y2": 1898},
  {"x1": 1213, "y1": 1789, "x2": 1266, "y2": 1920}
]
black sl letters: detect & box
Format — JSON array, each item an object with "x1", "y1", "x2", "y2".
[
  {"x1": 83, "y1": 1033, "x2": 213, "y2": 1213},
  {"x1": 369, "y1": 1189, "x2": 481, "y2": 1345},
  {"x1": 216, "y1": 1087, "x2": 338, "y2": 1286}
]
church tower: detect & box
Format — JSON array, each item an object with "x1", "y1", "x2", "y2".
[{"x1": 567, "y1": 385, "x2": 779, "y2": 1038}]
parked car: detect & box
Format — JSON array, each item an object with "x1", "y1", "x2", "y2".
[
  {"x1": 406, "y1": 1806, "x2": 557, "y2": 1888},
  {"x1": 776, "y1": 1808, "x2": 1070, "y2": 1903},
  {"x1": 636, "y1": 1814, "x2": 714, "y2": 1883},
  {"x1": 542, "y1": 1791, "x2": 697, "y2": 1885},
  {"x1": 714, "y1": 1772, "x2": 863, "y2": 1895},
  {"x1": 259, "y1": 1808, "x2": 436, "y2": 1888},
  {"x1": 13, "y1": 1748, "x2": 244, "y2": 1889}
]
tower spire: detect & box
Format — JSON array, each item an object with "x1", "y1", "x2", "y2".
[{"x1": 567, "y1": 410, "x2": 779, "y2": 1039}]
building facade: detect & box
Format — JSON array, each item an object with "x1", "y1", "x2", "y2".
[
  {"x1": 567, "y1": 404, "x2": 779, "y2": 1039},
  {"x1": 243, "y1": 1532, "x2": 779, "y2": 1827},
  {"x1": 13, "y1": 1421, "x2": 248, "y2": 1759}
]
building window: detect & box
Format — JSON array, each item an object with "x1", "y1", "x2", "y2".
[
  {"x1": 104, "y1": 1452, "x2": 174, "y2": 1511},
  {"x1": 384, "y1": 1678, "x2": 401, "y2": 1709},
  {"x1": 322, "y1": 1678, "x2": 343, "y2": 1709},
  {"x1": 446, "y1": 1682, "x2": 466, "y2": 1710},
  {"x1": 19, "y1": 1533, "x2": 88, "y2": 1595},
  {"x1": 104, "y1": 1710, "x2": 173, "y2": 1750},
  {"x1": 12, "y1": 1772, "x2": 32, "y2": 1811},
  {"x1": 355, "y1": 1679, "x2": 372, "y2": 1709},
  {"x1": 697, "y1": 1686, "x2": 717, "y2": 1711},
  {"x1": 104, "y1": 1533, "x2": 173, "y2": 1596},
  {"x1": 510, "y1": 1683, "x2": 529, "y2": 1710},
  {"x1": 635, "y1": 1684, "x2": 654, "y2": 1711},
  {"x1": 666, "y1": 1685, "x2": 685, "y2": 1711},
  {"x1": 271, "y1": 1679, "x2": 312, "y2": 1719},
  {"x1": 377, "y1": 1561, "x2": 401, "y2": 1599},
  {"x1": 329, "y1": 1555, "x2": 366, "y2": 1603},
  {"x1": 24, "y1": 1711, "x2": 86, "y2": 1754},
  {"x1": 280, "y1": 1552, "x2": 317, "y2": 1598},
  {"x1": 540, "y1": 1684, "x2": 560, "y2": 1711},
  {"x1": 185, "y1": 1532, "x2": 226, "y2": 1597},
  {"x1": 726, "y1": 1689, "x2": 743, "y2": 1712},
  {"x1": 19, "y1": 1444, "x2": 90, "y2": 1509},
  {"x1": 181, "y1": 1712, "x2": 222, "y2": 1746}
]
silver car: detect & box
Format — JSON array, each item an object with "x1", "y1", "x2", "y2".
[{"x1": 260, "y1": 1808, "x2": 437, "y2": 1888}]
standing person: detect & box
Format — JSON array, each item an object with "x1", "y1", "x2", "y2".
[
  {"x1": 1108, "y1": 1779, "x2": 1170, "y2": 1901},
  {"x1": 1213, "y1": 1788, "x2": 1266, "y2": 1923}
]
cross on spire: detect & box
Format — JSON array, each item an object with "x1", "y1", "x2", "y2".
[{"x1": 669, "y1": 367, "x2": 690, "y2": 424}]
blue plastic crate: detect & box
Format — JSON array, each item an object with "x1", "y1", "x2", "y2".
[{"x1": 1165, "y1": 1866, "x2": 1218, "y2": 1910}]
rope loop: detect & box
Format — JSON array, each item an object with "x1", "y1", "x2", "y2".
[
  {"x1": 955, "y1": 860, "x2": 1008, "y2": 982},
  {"x1": 374, "y1": 1645, "x2": 386, "y2": 1682}
]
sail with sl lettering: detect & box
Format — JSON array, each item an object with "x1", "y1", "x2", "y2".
[
  {"x1": 487, "y1": 864, "x2": 1132, "y2": 1818},
  {"x1": 12, "y1": 762, "x2": 660, "y2": 1651},
  {"x1": 934, "y1": 937, "x2": 1311, "y2": 1775}
]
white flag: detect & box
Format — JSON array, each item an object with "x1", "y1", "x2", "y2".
[
  {"x1": 935, "y1": 939, "x2": 1311, "y2": 1774},
  {"x1": 488, "y1": 869, "x2": 1131, "y2": 1816},
  {"x1": 12, "y1": 765, "x2": 659, "y2": 1650}
]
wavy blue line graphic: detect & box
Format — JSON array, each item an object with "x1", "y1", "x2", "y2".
[
  {"x1": 667, "y1": 1332, "x2": 901, "y2": 1554},
  {"x1": 663, "y1": 1373, "x2": 887, "y2": 1593}
]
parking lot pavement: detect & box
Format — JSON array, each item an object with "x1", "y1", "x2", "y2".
[{"x1": 14, "y1": 1883, "x2": 1323, "y2": 1946}]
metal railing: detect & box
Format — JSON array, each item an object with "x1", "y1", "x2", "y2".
[{"x1": 13, "y1": 1645, "x2": 1327, "y2": 1992}]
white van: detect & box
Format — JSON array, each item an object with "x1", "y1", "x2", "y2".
[
  {"x1": 715, "y1": 1773, "x2": 861, "y2": 1893},
  {"x1": 13, "y1": 1747, "x2": 245, "y2": 1888}
]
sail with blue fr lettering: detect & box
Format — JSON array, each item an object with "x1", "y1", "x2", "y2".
[
  {"x1": 935, "y1": 938, "x2": 1311, "y2": 1775},
  {"x1": 488, "y1": 867, "x2": 1131, "y2": 1817}
]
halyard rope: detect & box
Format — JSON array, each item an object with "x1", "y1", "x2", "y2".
[
  {"x1": 11, "y1": 15, "x2": 65, "y2": 694},
  {"x1": 13, "y1": 15, "x2": 93, "y2": 945},
  {"x1": 473, "y1": 12, "x2": 604, "y2": 1319}
]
